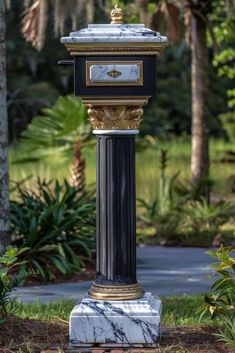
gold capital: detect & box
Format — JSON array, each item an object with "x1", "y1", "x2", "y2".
[
  {"x1": 110, "y1": 4, "x2": 124, "y2": 24},
  {"x1": 87, "y1": 105, "x2": 144, "y2": 130}
]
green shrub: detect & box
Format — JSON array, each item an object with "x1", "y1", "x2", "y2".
[
  {"x1": 137, "y1": 148, "x2": 234, "y2": 246},
  {"x1": 11, "y1": 179, "x2": 96, "y2": 279},
  {"x1": 137, "y1": 194, "x2": 232, "y2": 246},
  {"x1": 175, "y1": 177, "x2": 214, "y2": 202},
  {"x1": 0, "y1": 247, "x2": 28, "y2": 323},
  {"x1": 202, "y1": 245, "x2": 235, "y2": 349},
  {"x1": 137, "y1": 149, "x2": 180, "y2": 239},
  {"x1": 136, "y1": 149, "x2": 181, "y2": 244},
  {"x1": 181, "y1": 199, "x2": 232, "y2": 242},
  {"x1": 137, "y1": 149, "x2": 181, "y2": 243},
  {"x1": 137, "y1": 196, "x2": 181, "y2": 243}
]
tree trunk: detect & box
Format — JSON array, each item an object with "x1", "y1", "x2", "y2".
[
  {"x1": 190, "y1": 12, "x2": 210, "y2": 197},
  {"x1": 135, "y1": 0, "x2": 151, "y2": 27},
  {"x1": 86, "y1": 0, "x2": 94, "y2": 24},
  {"x1": 70, "y1": 140, "x2": 86, "y2": 192},
  {"x1": 0, "y1": 0, "x2": 11, "y2": 254}
]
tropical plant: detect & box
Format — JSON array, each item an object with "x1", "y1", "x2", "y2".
[
  {"x1": 175, "y1": 177, "x2": 214, "y2": 203},
  {"x1": 11, "y1": 178, "x2": 96, "y2": 279},
  {"x1": 138, "y1": 150, "x2": 179, "y2": 222},
  {"x1": 0, "y1": 247, "x2": 29, "y2": 323},
  {"x1": 158, "y1": 149, "x2": 179, "y2": 215},
  {"x1": 182, "y1": 199, "x2": 231, "y2": 234},
  {"x1": 202, "y1": 245, "x2": 235, "y2": 349},
  {"x1": 137, "y1": 149, "x2": 181, "y2": 242},
  {"x1": 16, "y1": 95, "x2": 93, "y2": 191},
  {"x1": 137, "y1": 148, "x2": 233, "y2": 245},
  {"x1": 0, "y1": 0, "x2": 11, "y2": 254},
  {"x1": 137, "y1": 198, "x2": 158, "y2": 226}
]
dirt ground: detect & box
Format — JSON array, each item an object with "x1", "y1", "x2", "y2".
[{"x1": 0, "y1": 316, "x2": 234, "y2": 353}]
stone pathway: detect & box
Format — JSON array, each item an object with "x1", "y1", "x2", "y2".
[{"x1": 15, "y1": 246, "x2": 215, "y2": 303}]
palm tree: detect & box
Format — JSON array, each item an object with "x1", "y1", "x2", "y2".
[
  {"x1": 16, "y1": 95, "x2": 94, "y2": 191},
  {"x1": 0, "y1": 0, "x2": 10, "y2": 253}
]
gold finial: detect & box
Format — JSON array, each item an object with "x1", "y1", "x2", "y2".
[{"x1": 110, "y1": 4, "x2": 123, "y2": 24}]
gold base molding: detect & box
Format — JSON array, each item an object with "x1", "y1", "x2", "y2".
[
  {"x1": 88, "y1": 282, "x2": 145, "y2": 301},
  {"x1": 87, "y1": 105, "x2": 144, "y2": 130}
]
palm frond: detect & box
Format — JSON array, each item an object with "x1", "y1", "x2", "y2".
[{"x1": 15, "y1": 96, "x2": 91, "y2": 164}]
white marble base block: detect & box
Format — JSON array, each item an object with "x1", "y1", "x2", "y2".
[{"x1": 70, "y1": 292, "x2": 162, "y2": 348}]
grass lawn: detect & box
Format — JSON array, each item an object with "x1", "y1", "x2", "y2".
[
  {"x1": 17, "y1": 294, "x2": 210, "y2": 326},
  {"x1": 9, "y1": 138, "x2": 235, "y2": 202},
  {"x1": 1, "y1": 294, "x2": 232, "y2": 353}
]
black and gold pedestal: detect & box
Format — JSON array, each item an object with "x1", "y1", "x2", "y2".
[{"x1": 60, "y1": 4, "x2": 168, "y2": 348}]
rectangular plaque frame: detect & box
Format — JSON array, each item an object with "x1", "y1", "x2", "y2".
[{"x1": 86, "y1": 61, "x2": 143, "y2": 87}]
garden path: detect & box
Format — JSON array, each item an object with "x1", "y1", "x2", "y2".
[{"x1": 14, "y1": 246, "x2": 214, "y2": 303}]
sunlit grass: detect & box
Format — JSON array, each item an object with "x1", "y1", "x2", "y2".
[
  {"x1": 9, "y1": 138, "x2": 235, "y2": 201},
  {"x1": 18, "y1": 299, "x2": 74, "y2": 322},
  {"x1": 162, "y1": 294, "x2": 210, "y2": 326},
  {"x1": 16, "y1": 294, "x2": 211, "y2": 326},
  {"x1": 136, "y1": 138, "x2": 235, "y2": 201}
]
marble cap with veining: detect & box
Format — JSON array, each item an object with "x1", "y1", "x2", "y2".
[
  {"x1": 61, "y1": 24, "x2": 168, "y2": 44},
  {"x1": 61, "y1": 4, "x2": 168, "y2": 48}
]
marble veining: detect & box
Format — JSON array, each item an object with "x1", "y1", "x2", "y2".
[
  {"x1": 89, "y1": 64, "x2": 141, "y2": 83},
  {"x1": 61, "y1": 24, "x2": 168, "y2": 44},
  {"x1": 70, "y1": 292, "x2": 162, "y2": 347}
]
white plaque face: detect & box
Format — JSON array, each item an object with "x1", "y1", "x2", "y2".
[{"x1": 86, "y1": 61, "x2": 143, "y2": 86}]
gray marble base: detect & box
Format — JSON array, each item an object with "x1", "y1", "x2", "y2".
[{"x1": 70, "y1": 292, "x2": 162, "y2": 348}]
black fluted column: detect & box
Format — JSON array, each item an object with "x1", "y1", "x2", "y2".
[
  {"x1": 96, "y1": 134, "x2": 136, "y2": 284},
  {"x1": 88, "y1": 132, "x2": 144, "y2": 300}
]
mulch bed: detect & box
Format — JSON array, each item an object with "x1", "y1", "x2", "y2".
[
  {"x1": 0, "y1": 316, "x2": 234, "y2": 353},
  {"x1": 0, "y1": 316, "x2": 68, "y2": 353}
]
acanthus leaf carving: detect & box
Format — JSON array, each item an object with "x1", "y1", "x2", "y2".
[{"x1": 87, "y1": 105, "x2": 144, "y2": 130}]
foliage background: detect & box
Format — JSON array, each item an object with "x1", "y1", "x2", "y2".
[{"x1": 6, "y1": 0, "x2": 232, "y2": 142}]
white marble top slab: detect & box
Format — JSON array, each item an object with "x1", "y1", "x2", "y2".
[{"x1": 61, "y1": 23, "x2": 168, "y2": 45}]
